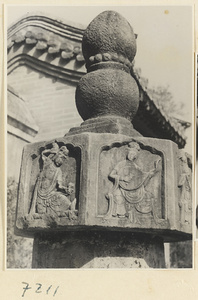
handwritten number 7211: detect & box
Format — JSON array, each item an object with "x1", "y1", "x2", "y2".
[{"x1": 22, "y1": 282, "x2": 59, "y2": 297}]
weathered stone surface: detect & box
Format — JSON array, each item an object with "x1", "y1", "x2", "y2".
[
  {"x1": 15, "y1": 10, "x2": 192, "y2": 269},
  {"x1": 16, "y1": 137, "x2": 82, "y2": 232},
  {"x1": 82, "y1": 11, "x2": 137, "y2": 68},
  {"x1": 16, "y1": 133, "x2": 192, "y2": 242},
  {"x1": 75, "y1": 66, "x2": 139, "y2": 121},
  {"x1": 75, "y1": 10, "x2": 139, "y2": 124},
  {"x1": 67, "y1": 116, "x2": 142, "y2": 137},
  {"x1": 169, "y1": 240, "x2": 192, "y2": 268},
  {"x1": 32, "y1": 232, "x2": 165, "y2": 269}
]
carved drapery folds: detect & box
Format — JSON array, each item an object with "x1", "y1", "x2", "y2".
[
  {"x1": 16, "y1": 139, "x2": 81, "y2": 230},
  {"x1": 178, "y1": 151, "x2": 192, "y2": 228},
  {"x1": 29, "y1": 142, "x2": 77, "y2": 220},
  {"x1": 104, "y1": 141, "x2": 164, "y2": 225}
]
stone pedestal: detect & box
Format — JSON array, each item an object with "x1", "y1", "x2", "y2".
[
  {"x1": 16, "y1": 133, "x2": 192, "y2": 268},
  {"x1": 16, "y1": 133, "x2": 192, "y2": 236},
  {"x1": 32, "y1": 232, "x2": 165, "y2": 268}
]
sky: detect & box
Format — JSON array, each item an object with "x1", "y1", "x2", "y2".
[{"x1": 6, "y1": 5, "x2": 194, "y2": 152}]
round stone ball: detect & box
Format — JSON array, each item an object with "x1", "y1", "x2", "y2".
[{"x1": 75, "y1": 68, "x2": 139, "y2": 121}]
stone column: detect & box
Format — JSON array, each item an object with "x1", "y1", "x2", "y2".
[{"x1": 16, "y1": 11, "x2": 192, "y2": 269}]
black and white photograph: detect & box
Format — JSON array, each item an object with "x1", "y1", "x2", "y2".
[{"x1": 6, "y1": 5, "x2": 193, "y2": 270}]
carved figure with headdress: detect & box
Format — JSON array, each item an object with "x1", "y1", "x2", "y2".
[
  {"x1": 29, "y1": 142, "x2": 76, "y2": 218},
  {"x1": 106, "y1": 142, "x2": 162, "y2": 224}
]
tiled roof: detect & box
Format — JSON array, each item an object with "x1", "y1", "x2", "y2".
[
  {"x1": 8, "y1": 27, "x2": 85, "y2": 63},
  {"x1": 7, "y1": 13, "x2": 190, "y2": 148},
  {"x1": 7, "y1": 13, "x2": 86, "y2": 81}
]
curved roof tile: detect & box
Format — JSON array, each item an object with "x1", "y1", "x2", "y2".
[{"x1": 7, "y1": 13, "x2": 190, "y2": 148}]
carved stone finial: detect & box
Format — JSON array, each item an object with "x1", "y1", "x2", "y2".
[
  {"x1": 75, "y1": 10, "x2": 139, "y2": 126},
  {"x1": 82, "y1": 10, "x2": 137, "y2": 70}
]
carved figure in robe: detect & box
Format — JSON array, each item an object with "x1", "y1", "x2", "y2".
[
  {"x1": 105, "y1": 142, "x2": 162, "y2": 224},
  {"x1": 29, "y1": 142, "x2": 76, "y2": 218},
  {"x1": 178, "y1": 151, "x2": 192, "y2": 225}
]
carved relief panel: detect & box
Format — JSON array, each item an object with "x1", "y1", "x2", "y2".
[
  {"x1": 29, "y1": 142, "x2": 79, "y2": 219},
  {"x1": 97, "y1": 140, "x2": 165, "y2": 227},
  {"x1": 16, "y1": 133, "x2": 192, "y2": 240},
  {"x1": 16, "y1": 138, "x2": 81, "y2": 232},
  {"x1": 177, "y1": 150, "x2": 192, "y2": 230}
]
